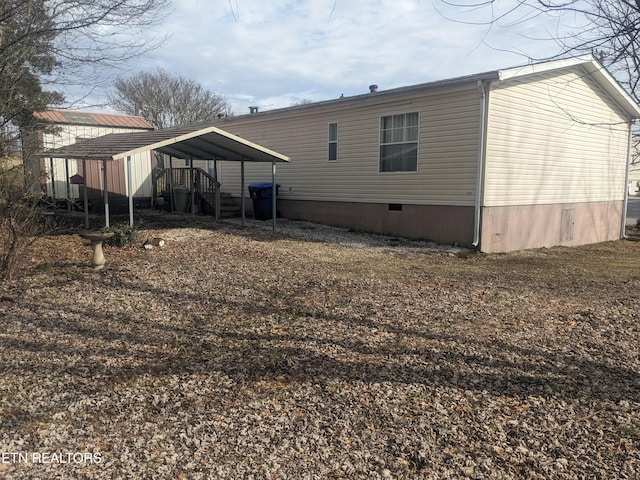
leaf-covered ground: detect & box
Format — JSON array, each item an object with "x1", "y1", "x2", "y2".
[{"x1": 1, "y1": 213, "x2": 639, "y2": 479}]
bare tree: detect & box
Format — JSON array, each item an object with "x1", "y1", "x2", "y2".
[
  {"x1": 0, "y1": 162, "x2": 50, "y2": 279},
  {"x1": 110, "y1": 68, "x2": 233, "y2": 129},
  {"x1": 1, "y1": 2, "x2": 61, "y2": 156},
  {"x1": 0, "y1": 0, "x2": 170, "y2": 279},
  {"x1": 40, "y1": 0, "x2": 171, "y2": 92},
  {"x1": 439, "y1": 0, "x2": 640, "y2": 101},
  {"x1": 1, "y1": 0, "x2": 171, "y2": 154}
]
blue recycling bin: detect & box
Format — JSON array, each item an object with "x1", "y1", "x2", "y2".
[{"x1": 248, "y1": 182, "x2": 280, "y2": 220}]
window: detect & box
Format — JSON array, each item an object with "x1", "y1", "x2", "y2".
[
  {"x1": 379, "y1": 112, "x2": 418, "y2": 172},
  {"x1": 328, "y1": 122, "x2": 338, "y2": 161}
]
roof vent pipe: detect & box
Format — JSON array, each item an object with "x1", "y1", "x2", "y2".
[
  {"x1": 249, "y1": 106, "x2": 259, "y2": 114},
  {"x1": 369, "y1": 84, "x2": 378, "y2": 93}
]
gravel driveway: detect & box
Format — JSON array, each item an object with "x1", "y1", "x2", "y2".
[{"x1": 0, "y1": 213, "x2": 638, "y2": 479}]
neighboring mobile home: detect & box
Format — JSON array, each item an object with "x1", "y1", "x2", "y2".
[
  {"x1": 214, "y1": 55, "x2": 640, "y2": 253},
  {"x1": 629, "y1": 137, "x2": 640, "y2": 196},
  {"x1": 24, "y1": 110, "x2": 154, "y2": 212}
]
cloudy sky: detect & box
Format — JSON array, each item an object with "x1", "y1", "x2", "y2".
[{"x1": 95, "y1": 0, "x2": 573, "y2": 115}]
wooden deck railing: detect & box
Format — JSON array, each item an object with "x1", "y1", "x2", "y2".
[{"x1": 154, "y1": 167, "x2": 221, "y2": 218}]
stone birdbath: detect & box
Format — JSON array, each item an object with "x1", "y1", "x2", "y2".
[{"x1": 80, "y1": 231, "x2": 114, "y2": 270}]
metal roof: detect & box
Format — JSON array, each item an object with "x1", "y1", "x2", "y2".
[
  {"x1": 222, "y1": 55, "x2": 640, "y2": 120},
  {"x1": 36, "y1": 110, "x2": 154, "y2": 130},
  {"x1": 40, "y1": 124, "x2": 290, "y2": 163}
]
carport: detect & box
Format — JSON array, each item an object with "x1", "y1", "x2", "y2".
[{"x1": 40, "y1": 124, "x2": 290, "y2": 230}]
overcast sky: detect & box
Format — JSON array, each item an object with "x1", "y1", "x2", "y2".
[{"x1": 94, "y1": 0, "x2": 572, "y2": 115}]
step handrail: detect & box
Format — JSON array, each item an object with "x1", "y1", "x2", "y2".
[{"x1": 154, "y1": 167, "x2": 222, "y2": 219}]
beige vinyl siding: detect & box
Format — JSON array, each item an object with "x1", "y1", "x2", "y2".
[
  {"x1": 218, "y1": 84, "x2": 482, "y2": 206},
  {"x1": 118, "y1": 153, "x2": 154, "y2": 197},
  {"x1": 484, "y1": 67, "x2": 631, "y2": 207}
]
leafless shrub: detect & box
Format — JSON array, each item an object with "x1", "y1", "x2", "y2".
[{"x1": 0, "y1": 161, "x2": 48, "y2": 279}]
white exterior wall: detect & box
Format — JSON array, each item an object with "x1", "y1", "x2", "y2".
[
  {"x1": 45, "y1": 157, "x2": 80, "y2": 199},
  {"x1": 218, "y1": 84, "x2": 483, "y2": 206},
  {"x1": 484, "y1": 67, "x2": 631, "y2": 207},
  {"x1": 121, "y1": 152, "x2": 154, "y2": 198},
  {"x1": 42, "y1": 124, "x2": 153, "y2": 200}
]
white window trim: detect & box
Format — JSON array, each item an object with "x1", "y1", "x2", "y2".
[
  {"x1": 328, "y1": 122, "x2": 338, "y2": 162},
  {"x1": 378, "y1": 112, "x2": 420, "y2": 173}
]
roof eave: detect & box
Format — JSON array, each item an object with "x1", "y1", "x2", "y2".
[
  {"x1": 224, "y1": 72, "x2": 502, "y2": 120},
  {"x1": 38, "y1": 125, "x2": 291, "y2": 163},
  {"x1": 115, "y1": 125, "x2": 290, "y2": 162},
  {"x1": 498, "y1": 54, "x2": 640, "y2": 119}
]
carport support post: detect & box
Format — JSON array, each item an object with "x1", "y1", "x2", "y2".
[
  {"x1": 49, "y1": 158, "x2": 56, "y2": 200},
  {"x1": 103, "y1": 158, "x2": 110, "y2": 228},
  {"x1": 82, "y1": 159, "x2": 89, "y2": 229},
  {"x1": 241, "y1": 159, "x2": 246, "y2": 227},
  {"x1": 214, "y1": 159, "x2": 220, "y2": 221},
  {"x1": 190, "y1": 157, "x2": 195, "y2": 215},
  {"x1": 64, "y1": 158, "x2": 71, "y2": 213},
  {"x1": 127, "y1": 155, "x2": 134, "y2": 227},
  {"x1": 168, "y1": 156, "x2": 175, "y2": 212},
  {"x1": 271, "y1": 161, "x2": 276, "y2": 232}
]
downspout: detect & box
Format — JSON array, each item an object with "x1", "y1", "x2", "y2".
[
  {"x1": 621, "y1": 120, "x2": 635, "y2": 239},
  {"x1": 473, "y1": 80, "x2": 489, "y2": 248}
]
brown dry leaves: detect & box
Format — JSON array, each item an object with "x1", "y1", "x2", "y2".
[{"x1": 1, "y1": 213, "x2": 639, "y2": 479}]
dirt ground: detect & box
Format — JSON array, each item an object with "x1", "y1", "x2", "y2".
[{"x1": 1, "y1": 212, "x2": 639, "y2": 479}]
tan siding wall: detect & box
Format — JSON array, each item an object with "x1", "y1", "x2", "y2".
[
  {"x1": 217, "y1": 84, "x2": 482, "y2": 206},
  {"x1": 484, "y1": 67, "x2": 631, "y2": 207},
  {"x1": 480, "y1": 201, "x2": 623, "y2": 253},
  {"x1": 42, "y1": 125, "x2": 154, "y2": 199},
  {"x1": 119, "y1": 153, "x2": 154, "y2": 198}
]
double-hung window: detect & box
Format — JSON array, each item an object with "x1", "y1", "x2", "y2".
[
  {"x1": 328, "y1": 122, "x2": 338, "y2": 161},
  {"x1": 379, "y1": 112, "x2": 419, "y2": 172}
]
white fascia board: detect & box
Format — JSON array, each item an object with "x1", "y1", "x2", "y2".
[
  {"x1": 497, "y1": 55, "x2": 595, "y2": 81},
  {"x1": 580, "y1": 62, "x2": 640, "y2": 118},
  {"x1": 113, "y1": 125, "x2": 291, "y2": 162}
]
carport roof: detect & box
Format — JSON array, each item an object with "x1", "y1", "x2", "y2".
[{"x1": 40, "y1": 123, "x2": 290, "y2": 163}]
